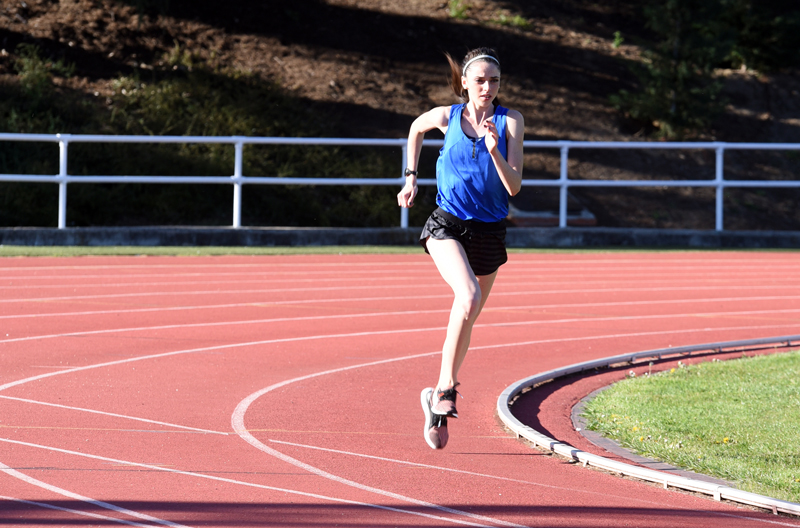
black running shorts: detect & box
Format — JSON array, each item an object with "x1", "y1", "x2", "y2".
[{"x1": 419, "y1": 207, "x2": 508, "y2": 276}]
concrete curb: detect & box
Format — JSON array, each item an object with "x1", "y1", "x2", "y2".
[
  {"x1": 496, "y1": 335, "x2": 800, "y2": 517},
  {"x1": 1, "y1": 226, "x2": 799, "y2": 248}
]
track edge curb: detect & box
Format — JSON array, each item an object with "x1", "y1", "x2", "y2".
[{"x1": 496, "y1": 334, "x2": 800, "y2": 517}]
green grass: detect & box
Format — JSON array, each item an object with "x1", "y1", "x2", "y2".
[
  {"x1": 0, "y1": 246, "x2": 427, "y2": 257},
  {"x1": 1, "y1": 247, "x2": 798, "y2": 257},
  {"x1": 447, "y1": 0, "x2": 469, "y2": 19},
  {"x1": 493, "y1": 13, "x2": 531, "y2": 30},
  {"x1": 582, "y1": 351, "x2": 800, "y2": 502}
]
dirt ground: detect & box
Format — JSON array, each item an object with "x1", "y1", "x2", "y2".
[{"x1": 1, "y1": 0, "x2": 799, "y2": 230}]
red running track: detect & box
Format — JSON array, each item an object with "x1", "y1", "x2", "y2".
[{"x1": 1, "y1": 251, "x2": 799, "y2": 528}]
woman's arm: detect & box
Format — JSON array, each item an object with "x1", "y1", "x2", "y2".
[
  {"x1": 398, "y1": 107, "x2": 450, "y2": 208},
  {"x1": 485, "y1": 109, "x2": 524, "y2": 196}
]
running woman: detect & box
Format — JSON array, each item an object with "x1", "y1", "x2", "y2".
[{"x1": 397, "y1": 48, "x2": 524, "y2": 450}]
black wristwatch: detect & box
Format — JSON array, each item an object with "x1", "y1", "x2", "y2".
[{"x1": 404, "y1": 168, "x2": 418, "y2": 177}]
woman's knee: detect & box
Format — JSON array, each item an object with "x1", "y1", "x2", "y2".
[{"x1": 455, "y1": 281, "x2": 482, "y2": 321}]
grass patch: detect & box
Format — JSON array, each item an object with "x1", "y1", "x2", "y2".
[
  {"x1": 0, "y1": 245, "x2": 423, "y2": 257},
  {"x1": 582, "y1": 351, "x2": 800, "y2": 502},
  {"x1": 447, "y1": 0, "x2": 469, "y2": 19},
  {"x1": 0, "y1": 246, "x2": 798, "y2": 257},
  {"x1": 492, "y1": 13, "x2": 531, "y2": 30}
]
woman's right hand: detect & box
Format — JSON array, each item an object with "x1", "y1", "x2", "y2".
[{"x1": 397, "y1": 178, "x2": 418, "y2": 208}]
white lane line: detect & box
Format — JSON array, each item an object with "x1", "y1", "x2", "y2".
[
  {"x1": 3, "y1": 283, "x2": 800, "y2": 322},
  {"x1": 232, "y1": 327, "x2": 800, "y2": 528},
  {"x1": 478, "y1": 307, "x2": 800, "y2": 331},
  {"x1": 0, "y1": 277, "x2": 394, "y2": 292},
  {"x1": 0, "y1": 261, "x2": 432, "y2": 272},
  {"x1": 2, "y1": 315, "x2": 799, "y2": 396},
  {"x1": 468, "y1": 323, "x2": 800, "y2": 354},
  {"x1": 3, "y1": 277, "x2": 800, "y2": 305},
  {"x1": 0, "y1": 297, "x2": 431, "y2": 321},
  {"x1": 0, "y1": 282, "x2": 446, "y2": 304},
  {"x1": 3, "y1": 269, "x2": 797, "y2": 290},
  {"x1": 0, "y1": 258, "x2": 800, "y2": 277},
  {"x1": 265, "y1": 438, "x2": 800, "y2": 527},
  {"x1": 2, "y1": 323, "x2": 798, "y2": 526},
  {"x1": 0, "y1": 495, "x2": 158, "y2": 527},
  {"x1": 0, "y1": 257, "x2": 797, "y2": 273},
  {"x1": 0, "y1": 269, "x2": 416, "y2": 282},
  {"x1": 0, "y1": 331, "x2": 446, "y2": 394},
  {"x1": 3, "y1": 305, "x2": 799, "y2": 347},
  {"x1": 0, "y1": 327, "x2": 454, "y2": 394},
  {"x1": 0, "y1": 439, "x2": 499, "y2": 528},
  {"x1": 269, "y1": 438, "x2": 612, "y2": 490},
  {"x1": 0, "y1": 395, "x2": 227, "y2": 435},
  {"x1": 0, "y1": 309, "x2": 447, "y2": 344},
  {"x1": 5, "y1": 492, "x2": 791, "y2": 528},
  {"x1": 0, "y1": 462, "x2": 189, "y2": 527},
  {"x1": 0, "y1": 295, "x2": 800, "y2": 343},
  {"x1": 231, "y1": 360, "x2": 530, "y2": 528},
  {"x1": 712, "y1": 511, "x2": 800, "y2": 527}
]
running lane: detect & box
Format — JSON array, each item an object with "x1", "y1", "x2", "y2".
[{"x1": 1, "y1": 252, "x2": 799, "y2": 528}]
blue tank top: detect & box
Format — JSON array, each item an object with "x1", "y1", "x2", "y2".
[{"x1": 435, "y1": 104, "x2": 509, "y2": 222}]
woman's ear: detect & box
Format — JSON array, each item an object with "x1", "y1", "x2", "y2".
[{"x1": 461, "y1": 75, "x2": 468, "y2": 90}]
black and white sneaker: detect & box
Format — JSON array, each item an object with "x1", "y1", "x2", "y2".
[{"x1": 421, "y1": 387, "x2": 449, "y2": 450}]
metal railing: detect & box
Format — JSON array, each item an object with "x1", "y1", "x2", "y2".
[{"x1": 1, "y1": 133, "x2": 799, "y2": 230}]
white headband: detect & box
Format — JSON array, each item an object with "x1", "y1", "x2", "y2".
[{"x1": 461, "y1": 54, "x2": 500, "y2": 76}]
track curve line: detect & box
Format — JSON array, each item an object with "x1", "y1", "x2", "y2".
[
  {"x1": 231, "y1": 353, "x2": 531, "y2": 528},
  {"x1": 5, "y1": 253, "x2": 800, "y2": 528},
  {"x1": 0, "y1": 462, "x2": 190, "y2": 527},
  {"x1": 496, "y1": 334, "x2": 800, "y2": 517},
  {"x1": 0, "y1": 438, "x2": 491, "y2": 528}
]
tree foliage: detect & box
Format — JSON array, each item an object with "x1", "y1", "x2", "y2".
[
  {"x1": 613, "y1": 0, "x2": 799, "y2": 139},
  {"x1": 721, "y1": 0, "x2": 800, "y2": 72}
]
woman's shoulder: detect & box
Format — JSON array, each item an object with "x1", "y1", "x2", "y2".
[
  {"x1": 427, "y1": 105, "x2": 459, "y2": 119},
  {"x1": 438, "y1": 104, "x2": 464, "y2": 117},
  {"x1": 413, "y1": 105, "x2": 455, "y2": 133},
  {"x1": 431, "y1": 105, "x2": 463, "y2": 126},
  {"x1": 501, "y1": 108, "x2": 524, "y2": 133},
  {"x1": 498, "y1": 106, "x2": 523, "y2": 122}
]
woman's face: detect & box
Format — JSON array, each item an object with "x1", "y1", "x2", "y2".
[{"x1": 461, "y1": 61, "x2": 501, "y2": 107}]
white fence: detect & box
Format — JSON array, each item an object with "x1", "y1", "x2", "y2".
[{"x1": 1, "y1": 133, "x2": 799, "y2": 230}]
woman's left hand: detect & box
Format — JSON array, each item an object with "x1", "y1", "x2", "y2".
[{"x1": 483, "y1": 119, "x2": 499, "y2": 153}]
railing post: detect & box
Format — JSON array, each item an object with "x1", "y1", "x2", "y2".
[
  {"x1": 232, "y1": 139, "x2": 244, "y2": 229},
  {"x1": 715, "y1": 145, "x2": 724, "y2": 231},
  {"x1": 57, "y1": 134, "x2": 70, "y2": 229},
  {"x1": 559, "y1": 144, "x2": 570, "y2": 228},
  {"x1": 400, "y1": 143, "x2": 409, "y2": 229}
]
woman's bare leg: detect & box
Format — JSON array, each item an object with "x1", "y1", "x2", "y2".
[{"x1": 425, "y1": 238, "x2": 498, "y2": 391}]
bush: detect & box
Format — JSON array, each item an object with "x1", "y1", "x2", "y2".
[
  {"x1": 721, "y1": 0, "x2": 800, "y2": 71},
  {"x1": 612, "y1": 0, "x2": 800, "y2": 139},
  {"x1": 611, "y1": 0, "x2": 731, "y2": 139}
]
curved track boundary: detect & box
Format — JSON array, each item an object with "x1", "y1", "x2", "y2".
[{"x1": 496, "y1": 334, "x2": 800, "y2": 517}]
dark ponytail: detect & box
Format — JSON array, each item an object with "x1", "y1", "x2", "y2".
[{"x1": 444, "y1": 47, "x2": 502, "y2": 107}]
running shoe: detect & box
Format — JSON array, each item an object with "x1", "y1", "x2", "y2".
[
  {"x1": 421, "y1": 387, "x2": 449, "y2": 450},
  {"x1": 430, "y1": 383, "x2": 460, "y2": 417}
]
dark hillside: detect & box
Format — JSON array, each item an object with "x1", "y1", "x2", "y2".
[{"x1": 1, "y1": 0, "x2": 799, "y2": 230}]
